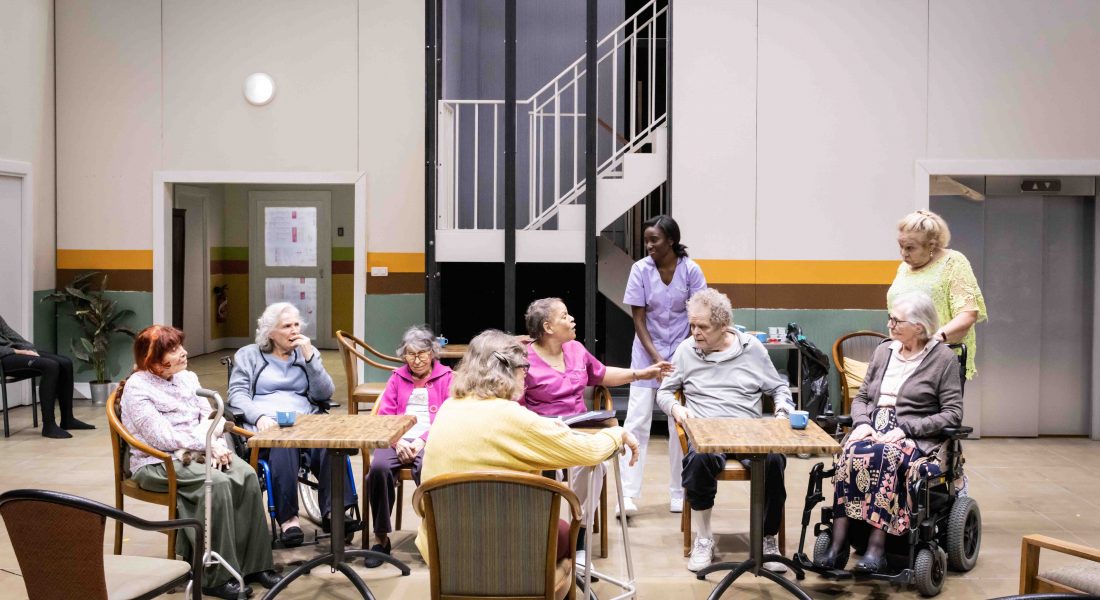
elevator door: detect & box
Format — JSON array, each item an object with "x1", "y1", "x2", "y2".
[{"x1": 933, "y1": 195, "x2": 1093, "y2": 436}]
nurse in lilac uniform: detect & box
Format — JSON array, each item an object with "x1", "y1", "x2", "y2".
[{"x1": 619, "y1": 215, "x2": 706, "y2": 518}]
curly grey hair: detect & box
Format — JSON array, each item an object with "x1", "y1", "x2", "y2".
[
  {"x1": 449, "y1": 329, "x2": 527, "y2": 401},
  {"x1": 524, "y1": 297, "x2": 564, "y2": 342},
  {"x1": 396, "y1": 325, "x2": 441, "y2": 359},
  {"x1": 890, "y1": 291, "x2": 940, "y2": 343},
  {"x1": 686, "y1": 288, "x2": 733, "y2": 329},
  {"x1": 255, "y1": 302, "x2": 304, "y2": 353}
]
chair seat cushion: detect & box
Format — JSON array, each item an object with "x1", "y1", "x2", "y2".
[
  {"x1": 1041, "y1": 565, "x2": 1100, "y2": 595},
  {"x1": 103, "y1": 553, "x2": 190, "y2": 600},
  {"x1": 353, "y1": 382, "x2": 387, "y2": 400},
  {"x1": 843, "y1": 357, "x2": 869, "y2": 396}
]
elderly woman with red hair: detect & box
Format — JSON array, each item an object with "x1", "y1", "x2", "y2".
[{"x1": 121, "y1": 324, "x2": 280, "y2": 599}]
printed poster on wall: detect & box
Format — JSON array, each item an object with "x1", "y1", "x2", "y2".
[{"x1": 265, "y1": 207, "x2": 318, "y2": 267}]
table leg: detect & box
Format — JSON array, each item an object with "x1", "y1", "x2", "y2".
[{"x1": 262, "y1": 449, "x2": 410, "y2": 600}]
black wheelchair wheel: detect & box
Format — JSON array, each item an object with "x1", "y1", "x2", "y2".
[
  {"x1": 914, "y1": 547, "x2": 946, "y2": 597},
  {"x1": 946, "y1": 496, "x2": 981, "y2": 571},
  {"x1": 813, "y1": 531, "x2": 849, "y2": 570}
]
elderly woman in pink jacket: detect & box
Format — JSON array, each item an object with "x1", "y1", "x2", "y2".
[{"x1": 364, "y1": 325, "x2": 453, "y2": 567}]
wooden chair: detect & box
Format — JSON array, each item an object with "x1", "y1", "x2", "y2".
[
  {"x1": 832, "y1": 330, "x2": 888, "y2": 415},
  {"x1": 335, "y1": 330, "x2": 402, "y2": 415},
  {"x1": 414, "y1": 471, "x2": 581, "y2": 600},
  {"x1": 1019, "y1": 534, "x2": 1100, "y2": 595},
  {"x1": 0, "y1": 488, "x2": 202, "y2": 600},
  {"x1": 675, "y1": 393, "x2": 786, "y2": 557},
  {"x1": 0, "y1": 359, "x2": 39, "y2": 437},
  {"x1": 107, "y1": 381, "x2": 255, "y2": 559}
]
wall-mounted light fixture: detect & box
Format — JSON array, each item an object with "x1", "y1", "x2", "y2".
[{"x1": 243, "y1": 73, "x2": 276, "y2": 106}]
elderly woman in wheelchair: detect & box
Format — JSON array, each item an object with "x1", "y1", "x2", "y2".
[
  {"x1": 801, "y1": 291, "x2": 980, "y2": 596},
  {"x1": 229, "y1": 302, "x2": 361, "y2": 548}
]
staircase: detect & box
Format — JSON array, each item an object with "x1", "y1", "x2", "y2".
[{"x1": 435, "y1": 0, "x2": 667, "y2": 271}]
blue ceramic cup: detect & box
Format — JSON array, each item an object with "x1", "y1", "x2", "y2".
[
  {"x1": 789, "y1": 410, "x2": 809, "y2": 430},
  {"x1": 276, "y1": 411, "x2": 296, "y2": 427},
  {"x1": 754, "y1": 332, "x2": 768, "y2": 343},
  {"x1": 436, "y1": 336, "x2": 449, "y2": 347}
]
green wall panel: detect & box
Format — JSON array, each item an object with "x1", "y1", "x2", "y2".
[
  {"x1": 55, "y1": 291, "x2": 153, "y2": 383},
  {"x1": 363, "y1": 293, "x2": 426, "y2": 382},
  {"x1": 33, "y1": 290, "x2": 58, "y2": 353}
]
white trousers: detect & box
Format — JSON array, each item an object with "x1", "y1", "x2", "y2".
[
  {"x1": 618, "y1": 385, "x2": 683, "y2": 500},
  {"x1": 566, "y1": 463, "x2": 605, "y2": 525}
]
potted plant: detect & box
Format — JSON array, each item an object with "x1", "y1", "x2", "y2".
[{"x1": 42, "y1": 272, "x2": 138, "y2": 405}]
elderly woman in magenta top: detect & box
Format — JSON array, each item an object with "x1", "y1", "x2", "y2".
[
  {"x1": 521, "y1": 297, "x2": 668, "y2": 562},
  {"x1": 364, "y1": 325, "x2": 452, "y2": 568},
  {"x1": 620, "y1": 215, "x2": 706, "y2": 517}
]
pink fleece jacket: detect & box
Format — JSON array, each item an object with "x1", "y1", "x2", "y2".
[{"x1": 374, "y1": 361, "x2": 453, "y2": 441}]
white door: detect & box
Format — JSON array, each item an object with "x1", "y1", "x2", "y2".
[
  {"x1": 0, "y1": 173, "x2": 29, "y2": 406},
  {"x1": 249, "y1": 191, "x2": 334, "y2": 348},
  {"x1": 175, "y1": 185, "x2": 209, "y2": 355}
]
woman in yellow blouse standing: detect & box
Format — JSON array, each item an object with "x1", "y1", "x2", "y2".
[{"x1": 888, "y1": 210, "x2": 987, "y2": 380}]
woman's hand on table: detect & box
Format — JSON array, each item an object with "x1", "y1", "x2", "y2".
[
  {"x1": 872, "y1": 427, "x2": 906, "y2": 444},
  {"x1": 256, "y1": 415, "x2": 279, "y2": 432},
  {"x1": 620, "y1": 431, "x2": 640, "y2": 466},
  {"x1": 848, "y1": 423, "x2": 875, "y2": 442}
]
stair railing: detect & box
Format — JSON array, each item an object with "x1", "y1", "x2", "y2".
[{"x1": 437, "y1": 0, "x2": 666, "y2": 231}]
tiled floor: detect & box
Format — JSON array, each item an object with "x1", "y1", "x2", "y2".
[{"x1": 1, "y1": 350, "x2": 1098, "y2": 599}]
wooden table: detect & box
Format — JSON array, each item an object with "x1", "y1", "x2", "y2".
[
  {"x1": 248, "y1": 414, "x2": 416, "y2": 599},
  {"x1": 437, "y1": 343, "x2": 468, "y2": 360},
  {"x1": 683, "y1": 418, "x2": 840, "y2": 600}
]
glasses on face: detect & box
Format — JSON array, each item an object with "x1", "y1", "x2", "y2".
[
  {"x1": 404, "y1": 350, "x2": 431, "y2": 362},
  {"x1": 887, "y1": 316, "x2": 911, "y2": 328}
]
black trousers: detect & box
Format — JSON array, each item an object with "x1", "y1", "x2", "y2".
[
  {"x1": 0, "y1": 351, "x2": 75, "y2": 425},
  {"x1": 261, "y1": 447, "x2": 357, "y2": 524},
  {"x1": 682, "y1": 445, "x2": 787, "y2": 536},
  {"x1": 365, "y1": 447, "x2": 424, "y2": 536}
]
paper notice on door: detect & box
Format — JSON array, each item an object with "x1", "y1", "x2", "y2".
[
  {"x1": 265, "y1": 277, "x2": 318, "y2": 339},
  {"x1": 265, "y1": 206, "x2": 317, "y2": 267}
]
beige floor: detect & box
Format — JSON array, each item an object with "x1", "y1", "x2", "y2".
[{"x1": 0, "y1": 351, "x2": 1098, "y2": 599}]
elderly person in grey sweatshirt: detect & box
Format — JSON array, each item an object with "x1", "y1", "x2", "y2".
[
  {"x1": 657, "y1": 288, "x2": 794, "y2": 574},
  {"x1": 228, "y1": 302, "x2": 357, "y2": 547}
]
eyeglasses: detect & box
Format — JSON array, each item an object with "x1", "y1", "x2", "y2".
[
  {"x1": 887, "y1": 316, "x2": 911, "y2": 327},
  {"x1": 404, "y1": 350, "x2": 431, "y2": 362}
]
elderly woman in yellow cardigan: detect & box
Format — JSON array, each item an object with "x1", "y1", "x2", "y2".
[{"x1": 415, "y1": 329, "x2": 639, "y2": 564}]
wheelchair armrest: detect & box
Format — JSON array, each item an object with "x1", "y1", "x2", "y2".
[
  {"x1": 940, "y1": 425, "x2": 973, "y2": 439},
  {"x1": 815, "y1": 414, "x2": 853, "y2": 428},
  {"x1": 227, "y1": 406, "x2": 246, "y2": 425}
]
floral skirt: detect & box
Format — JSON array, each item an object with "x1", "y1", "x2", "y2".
[{"x1": 832, "y1": 407, "x2": 939, "y2": 536}]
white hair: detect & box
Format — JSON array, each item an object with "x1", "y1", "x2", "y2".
[
  {"x1": 396, "y1": 325, "x2": 441, "y2": 359},
  {"x1": 686, "y1": 288, "x2": 733, "y2": 329},
  {"x1": 892, "y1": 291, "x2": 940, "y2": 343},
  {"x1": 255, "y1": 302, "x2": 305, "y2": 352}
]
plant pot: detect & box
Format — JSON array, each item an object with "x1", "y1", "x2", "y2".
[{"x1": 89, "y1": 381, "x2": 113, "y2": 406}]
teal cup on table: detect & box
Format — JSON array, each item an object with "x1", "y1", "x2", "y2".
[
  {"x1": 789, "y1": 410, "x2": 809, "y2": 430},
  {"x1": 276, "y1": 411, "x2": 296, "y2": 427}
]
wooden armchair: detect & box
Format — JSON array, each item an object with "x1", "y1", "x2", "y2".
[
  {"x1": 0, "y1": 488, "x2": 202, "y2": 600},
  {"x1": 414, "y1": 471, "x2": 581, "y2": 600},
  {"x1": 1020, "y1": 534, "x2": 1100, "y2": 595},
  {"x1": 832, "y1": 330, "x2": 887, "y2": 415},
  {"x1": 674, "y1": 392, "x2": 785, "y2": 557},
  {"x1": 336, "y1": 330, "x2": 402, "y2": 415}
]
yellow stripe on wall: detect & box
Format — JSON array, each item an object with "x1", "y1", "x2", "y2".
[
  {"x1": 696, "y1": 259, "x2": 899, "y2": 285},
  {"x1": 367, "y1": 252, "x2": 424, "y2": 273},
  {"x1": 57, "y1": 249, "x2": 153, "y2": 270}
]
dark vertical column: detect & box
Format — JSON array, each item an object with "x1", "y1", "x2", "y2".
[
  {"x1": 504, "y1": 0, "x2": 517, "y2": 332},
  {"x1": 665, "y1": 0, "x2": 673, "y2": 211},
  {"x1": 584, "y1": 0, "x2": 598, "y2": 352},
  {"x1": 425, "y1": 0, "x2": 442, "y2": 331}
]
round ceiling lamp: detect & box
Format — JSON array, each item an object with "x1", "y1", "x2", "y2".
[{"x1": 243, "y1": 73, "x2": 276, "y2": 106}]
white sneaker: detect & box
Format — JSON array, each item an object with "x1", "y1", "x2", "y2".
[
  {"x1": 616, "y1": 496, "x2": 638, "y2": 518},
  {"x1": 762, "y1": 534, "x2": 787, "y2": 573},
  {"x1": 687, "y1": 537, "x2": 715, "y2": 572},
  {"x1": 669, "y1": 497, "x2": 684, "y2": 513}
]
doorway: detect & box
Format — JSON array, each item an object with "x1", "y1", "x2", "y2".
[
  {"x1": 248, "y1": 191, "x2": 334, "y2": 348},
  {"x1": 173, "y1": 185, "x2": 211, "y2": 354},
  {"x1": 0, "y1": 160, "x2": 33, "y2": 408}
]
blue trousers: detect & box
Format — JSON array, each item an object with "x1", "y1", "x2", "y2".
[{"x1": 261, "y1": 447, "x2": 356, "y2": 524}]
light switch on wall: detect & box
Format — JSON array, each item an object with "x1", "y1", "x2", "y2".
[{"x1": 370, "y1": 266, "x2": 389, "y2": 277}]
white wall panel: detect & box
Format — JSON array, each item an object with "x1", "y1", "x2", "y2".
[
  {"x1": 929, "y1": 0, "x2": 1100, "y2": 159},
  {"x1": 360, "y1": 0, "x2": 425, "y2": 253},
  {"x1": 671, "y1": 0, "x2": 757, "y2": 260},
  {"x1": 163, "y1": 0, "x2": 358, "y2": 172},
  {"x1": 0, "y1": 0, "x2": 55, "y2": 287},
  {"x1": 56, "y1": 0, "x2": 161, "y2": 250},
  {"x1": 756, "y1": 0, "x2": 927, "y2": 261}
]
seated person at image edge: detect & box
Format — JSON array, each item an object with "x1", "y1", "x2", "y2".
[
  {"x1": 656, "y1": 288, "x2": 794, "y2": 574},
  {"x1": 228, "y1": 302, "x2": 359, "y2": 547}
]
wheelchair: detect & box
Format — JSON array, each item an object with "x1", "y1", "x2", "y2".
[
  {"x1": 792, "y1": 344, "x2": 981, "y2": 597},
  {"x1": 219, "y1": 357, "x2": 362, "y2": 549}
]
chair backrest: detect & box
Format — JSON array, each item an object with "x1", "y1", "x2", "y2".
[
  {"x1": 106, "y1": 381, "x2": 134, "y2": 480},
  {"x1": 833, "y1": 331, "x2": 888, "y2": 413},
  {"x1": 1, "y1": 493, "x2": 110, "y2": 600},
  {"x1": 414, "y1": 471, "x2": 581, "y2": 600}
]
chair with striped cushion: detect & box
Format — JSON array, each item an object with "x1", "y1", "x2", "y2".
[{"x1": 414, "y1": 471, "x2": 581, "y2": 600}]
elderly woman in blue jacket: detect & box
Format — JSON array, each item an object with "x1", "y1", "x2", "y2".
[{"x1": 228, "y1": 302, "x2": 359, "y2": 547}]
